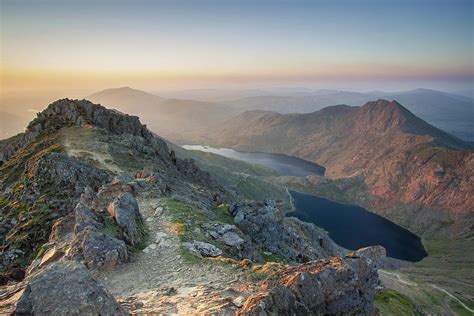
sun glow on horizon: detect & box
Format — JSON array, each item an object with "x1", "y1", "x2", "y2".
[{"x1": 1, "y1": 0, "x2": 473, "y2": 96}]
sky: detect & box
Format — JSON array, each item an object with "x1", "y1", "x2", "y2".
[{"x1": 1, "y1": 0, "x2": 473, "y2": 98}]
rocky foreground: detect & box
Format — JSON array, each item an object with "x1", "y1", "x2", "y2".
[{"x1": 0, "y1": 99, "x2": 385, "y2": 314}]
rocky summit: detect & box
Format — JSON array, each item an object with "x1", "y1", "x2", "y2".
[{"x1": 0, "y1": 99, "x2": 385, "y2": 314}]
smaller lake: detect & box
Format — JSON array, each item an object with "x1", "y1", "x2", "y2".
[
  {"x1": 182, "y1": 145, "x2": 325, "y2": 177},
  {"x1": 288, "y1": 190, "x2": 428, "y2": 262}
]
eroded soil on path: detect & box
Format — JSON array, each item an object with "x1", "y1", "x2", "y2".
[{"x1": 96, "y1": 197, "x2": 256, "y2": 314}]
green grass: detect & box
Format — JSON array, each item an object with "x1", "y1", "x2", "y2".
[
  {"x1": 453, "y1": 294, "x2": 474, "y2": 311},
  {"x1": 0, "y1": 133, "x2": 64, "y2": 186},
  {"x1": 262, "y1": 252, "x2": 285, "y2": 264},
  {"x1": 247, "y1": 269, "x2": 269, "y2": 282},
  {"x1": 404, "y1": 239, "x2": 474, "y2": 296},
  {"x1": 374, "y1": 289, "x2": 421, "y2": 316},
  {"x1": 179, "y1": 246, "x2": 203, "y2": 263},
  {"x1": 163, "y1": 198, "x2": 232, "y2": 247},
  {"x1": 101, "y1": 216, "x2": 121, "y2": 239},
  {"x1": 211, "y1": 204, "x2": 233, "y2": 224},
  {"x1": 448, "y1": 299, "x2": 473, "y2": 316},
  {"x1": 0, "y1": 197, "x2": 54, "y2": 270}
]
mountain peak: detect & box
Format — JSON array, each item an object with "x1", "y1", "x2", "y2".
[
  {"x1": 0, "y1": 99, "x2": 156, "y2": 163},
  {"x1": 363, "y1": 98, "x2": 404, "y2": 110},
  {"x1": 29, "y1": 98, "x2": 153, "y2": 139},
  {"x1": 87, "y1": 87, "x2": 162, "y2": 100}
]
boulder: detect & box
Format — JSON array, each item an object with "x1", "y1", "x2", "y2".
[
  {"x1": 183, "y1": 241, "x2": 223, "y2": 257},
  {"x1": 221, "y1": 232, "x2": 245, "y2": 247},
  {"x1": 69, "y1": 229, "x2": 128, "y2": 270},
  {"x1": 2, "y1": 260, "x2": 127, "y2": 315},
  {"x1": 107, "y1": 192, "x2": 144, "y2": 246}
]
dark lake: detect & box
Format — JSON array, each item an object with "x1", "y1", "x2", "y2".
[
  {"x1": 182, "y1": 145, "x2": 325, "y2": 177},
  {"x1": 288, "y1": 190, "x2": 428, "y2": 262}
]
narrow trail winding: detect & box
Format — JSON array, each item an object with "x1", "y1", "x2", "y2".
[
  {"x1": 429, "y1": 284, "x2": 474, "y2": 313},
  {"x1": 96, "y1": 197, "x2": 252, "y2": 314}
]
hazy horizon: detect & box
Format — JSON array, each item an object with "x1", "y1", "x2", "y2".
[
  {"x1": 1, "y1": 0, "x2": 473, "y2": 139},
  {"x1": 1, "y1": 0, "x2": 473, "y2": 98}
]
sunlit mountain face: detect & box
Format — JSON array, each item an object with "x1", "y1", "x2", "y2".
[{"x1": 0, "y1": 0, "x2": 473, "y2": 315}]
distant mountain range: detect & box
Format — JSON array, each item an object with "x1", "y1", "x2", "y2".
[
  {"x1": 87, "y1": 87, "x2": 474, "y2": 142},
  {"x1": 186, "y1": 99, "x2": 474, "y2": 238},
  {"x1": 3, "y1": 86, "x2": 470, "y2": 142},
  {"x1": 224, "y1": 88, "x2": 474, "y2": 140}
]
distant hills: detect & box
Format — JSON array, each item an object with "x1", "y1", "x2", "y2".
[
  {"x1": 224, "y1": 88, "x2": 474, "y2": 141},
  {"x1": 186, "y1": 99, "x2": 474, "y2": 237},
  {"x1": 2, "y1": 86, "x2": 471, "y2": 141},
  {"x1": 87, "y1": 87, "x2": 237, "y2": 140},
  {"x1": 87, "y1": 87, "x2": 474, "y2": 142}
]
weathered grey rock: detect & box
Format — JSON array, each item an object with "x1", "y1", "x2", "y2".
[
  {"x1": 221, "y1": 232, "x2": 245, "y2": 247},
  {"x1": 239, "y1": 246, "x2": 386, "y2": 315},
  {"x1": 7, "y1": 260, "x2": 127, "y2": 315},
  {"x1": 107, "y1": 192, "x2": 144, "y2": 246},
  {"x1": 25, "y1": 153, "x2": 109, "y2": 202},
  {"x1": 69, "y1": 229, "x2": 128, "y2": 270},
  {"x1": 39, "y1": 247, "x2": 64, "y2": 268},
  {"x1": 49, "y1": 214, "x2": 75, "y2": 241},
  {"x1": 80, "y1": 186, "x2": 96, "y2": 205},
  {"x1": 230, "y1": 200, "x2": 343, "y2": 263},
  {"x1": 183, "y1": 241, "x2": 223, "y2": 257},
  {"x1": 74, "y1": 202, "x2": 101, "y2": 234},
  {"x1": 216, "y1": 224, "x2": 237, "y2": 235}
]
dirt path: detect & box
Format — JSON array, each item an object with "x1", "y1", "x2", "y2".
[
  {"x1": 429, "y1": 284, "x2": 474, "y2": 313},
  {"x1": 379, "y1": 270, "x2": 418, "y2": 287},
  {"x1": 96, "y1": 197, "x2": 251, "y2": 314},
  {"x1": 64, "y1": 138, "x2": 123, "y2": 174}
]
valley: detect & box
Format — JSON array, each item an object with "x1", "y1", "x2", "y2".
[{"x1": 180, "y1": 142, "x2": 474, "y2": 315}]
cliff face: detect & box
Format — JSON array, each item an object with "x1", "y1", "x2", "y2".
[
  {"x1": 186, "y1": 99, "x2": 474, "y2": 237},
  {"x1": 0, "y1": 99, "x2": 383, "y2": 314}
]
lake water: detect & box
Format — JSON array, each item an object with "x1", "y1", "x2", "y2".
[
  {"x1": 182, "y1": 145, "x2": 325, "y2": 177},
  {"x1": 183, "y1": 145, "x2": 427, "y2": 262},
  {"x1": 288, "y1": 190, "x2": 428, "y2": 262}
]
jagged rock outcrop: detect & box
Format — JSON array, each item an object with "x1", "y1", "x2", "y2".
[
  {"x1": 230, "y1": 200, "x2": 343, "y2": 262},
  {"x1": 107, "y1": 192, "x2": 144, "y2": 246},
  {"x1": 0, "y1": 98, "x2": 169, "y2": 164},
  {"x1": 74, "y1": 202, "x2": 102, "y2": 234},
  {"x1": 12, "y1": 152, "x2": 109, "y2": 209},
  {"x1": 69, "y1": 229, "x2": 128, "y2": 270},
  {"x1": 68, "y1": 189, "x2": 138, "y2": 270},
  {"x1": 0, "y1": 260, "x2": 127, "y2": 315},
  {"x1": 0, "y1": 152, "x2": 109, "y2": 278},
  {"x1": 240, "y1": 246, "x2": 386, "y2": 315}
]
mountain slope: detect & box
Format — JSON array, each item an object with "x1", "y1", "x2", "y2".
[
  {"x1": 87, "y1": 87, "x2": 237, "y2": 140},
  {"x1": 224, "y1": 89, "x2": 474, "y2": 141},
  {"x1": 187, "y1": 99, "x2": 474, "y2": 237}
]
